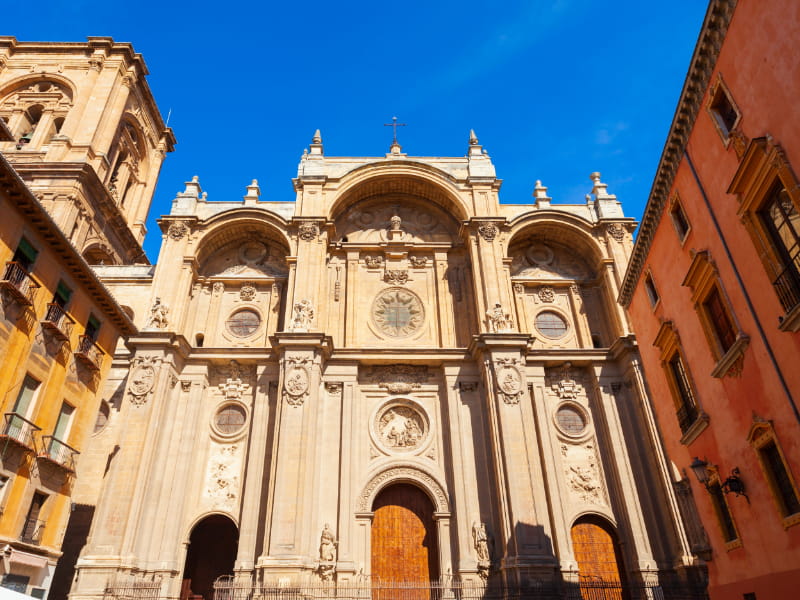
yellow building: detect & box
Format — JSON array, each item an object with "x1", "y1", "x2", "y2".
[{"x1": 0, "y1": 37, "x2": 173, "y2": 598}]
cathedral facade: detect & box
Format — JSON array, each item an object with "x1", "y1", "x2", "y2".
[{"x1": 65, "y1": 132, "x2": 703, "y2": 599}]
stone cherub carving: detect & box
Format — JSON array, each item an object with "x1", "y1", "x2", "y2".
[
  {"x1": 291, "y1": 299, "x2": 315, "y2": 331},
  {"x1": 146, "y1": 297, "x2": 169, "y2": 329},
  {"x1": 486, "y1": 302, "x2": 513, "y2": 333},
  {"x1": 317, "y1": 523, "x2": 338, "y2": 581}
]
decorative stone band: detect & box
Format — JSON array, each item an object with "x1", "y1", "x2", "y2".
[{"x1": 358, "y1": 465, "x2": 449, "y2": 513}]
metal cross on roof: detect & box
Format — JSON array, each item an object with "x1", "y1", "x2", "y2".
[{"x1": 383, "y1": 116, "x2": 406, "y2": 144}]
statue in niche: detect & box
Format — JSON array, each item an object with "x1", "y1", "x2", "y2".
[
  {"x1": 472, "y1": 522, "x2": 491, "y2": 562},
  {"x1": 379, "y1": 406, "x2": 425, "y2": 449},
  {"x1": 319, "y1": 523, "x2": 337, "y2": 562},
  {"x1": 146, "y1": 297, "x2": 169, "y2": 330},
  {"x1": 486, "y1": 302, "x2": 514, "y2": 333},
  {"x1": 291, "y1": 299, "x2": 314, "y2": 331}
]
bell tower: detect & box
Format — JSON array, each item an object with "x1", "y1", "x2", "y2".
[{"x1": 0, "y1": 36, "x2": 175, "y2": 264}]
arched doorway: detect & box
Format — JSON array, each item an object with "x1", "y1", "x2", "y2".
[
  {"x1": 181, "y1": 515, "x2": 238, "y2": 600},
  {"x1": 371, "y1": 483, "x2": 439, "y2": 584},
  {"x1": 570, "y1": 516, "x2": 626, "y2": 599}
]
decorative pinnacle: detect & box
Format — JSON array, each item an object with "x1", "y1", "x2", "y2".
[
  {"x1": 469, "y1": 129, "x2": 479, "y2": 145},
  {"x1": 312, "y1": 129, "x2": 322, "y2": 144}
]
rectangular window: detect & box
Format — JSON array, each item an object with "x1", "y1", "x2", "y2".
[
  {"x1": 668, "y1": 353, "x2": 698, "y2": 433},
  {"x1": 709, "y1": 83, "x2": 739, "y2": 138},
  {"x1": 54, "y1": 280, "x2": 72, "y2": 307},
  {"x1": 85, "y1": 314, "x2": 101, "y2": 340},
  {"x1": 20, "y1": 492, "x2": 46, "y2": 544},
  {"x1": 759, "y1": 440, "x2": 800, "y2": 517},
  {"x1": 759, "y1": 182, "x2": 800, "y2": 312},
  {"x1": 703, "y1": 286, "x2": 737, "y2": 354},
  {"x1": 670, "y1": 201, "x2": 691, "y2": 241},
  {"x1": 1, "y1": 574, "x2": 30, "y2": 594},
  {"x1": 709, "y1": 481, "x2": 738, "y2": 543},
  {"x1": 53, "y1": 402, "x2": 75, "y2": 442},
  {"x1": 644, "y1": 273, "x2": 660, "y2": 307},
  {"x1": 12, "y1": 238, "x2": 38, "y2": 271},
  {"x1": 12, "y1": 374, "x2": 40, "y2": 417}
]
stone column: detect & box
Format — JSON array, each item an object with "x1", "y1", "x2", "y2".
[
  {"x1": 259, "y1": 333, "x2": 332, "y2": 576},
  {"x1": 465, "y1": 218, "x2": 513, "y2": 333}
]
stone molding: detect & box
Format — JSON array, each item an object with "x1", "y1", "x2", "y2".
[{"x1": 357, "y1": 465, "x2": 449, "y2": 513}]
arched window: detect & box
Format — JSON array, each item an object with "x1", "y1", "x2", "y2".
[
  {"x1": 105, "y1": 118, "x2": 148, "y2": 207},
  {"x1": 0, "y1": 80, "x2": 73, "y2": 149}
]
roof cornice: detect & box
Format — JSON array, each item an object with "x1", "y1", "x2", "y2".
[
  {"x1": 0, "y1": 152, "x2": 138, "y2": 336},
  {"x1": 619, "y1": 0, "x2": 737, "y2": 307}
]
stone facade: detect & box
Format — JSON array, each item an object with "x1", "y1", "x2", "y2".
[{"x1": 67, "y1": 132, "x2": 701, "y2": 599}]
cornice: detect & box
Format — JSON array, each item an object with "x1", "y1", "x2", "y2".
[
  {"x1": 0, "y1": 152, "x2": 137, "y2": 336},
  {"x1": 619, "y1": 0, "x2": 737, "y2": 307}
]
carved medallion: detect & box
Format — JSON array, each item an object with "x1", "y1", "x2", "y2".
[
  {"x1": 606, "y1": 223, "x2": 626, "y2": 242},
  {"x1": 364, "y1": 255, "x2": 384, "y2": 269},
  {"x1": 238, "y1": 241, "x2": 267, "y2": 265},
  {"x1": 239, "y1": 283, "x2": 256, "y2": 301},
  {"x1": 372, "y1": 288, "x2": 425, "y2": 338},
  {"x1": 128, "y1": 356, "x2": 158, "y2": 405},
  {"x1": 538, "y1": 286, "x2": 555, "y2": 303},
  {"x1": 298, "y1": 221, "x2": 319, "y2": 242},
  {"x1": 494, "y1": 358, "x2": 523, "y2": 404},
  {"x1": 284, "y1": 355, "x2": 311, "y2": 406},
  {"x1": 477, "y1": 222, "x2": 498, "y2": 242},
  {"x1": 376, "y1": 403, "x2": 427, "y2": 451},
  {"x1": 168, "y1": 221, "x2": 188, "y2": 241},
  {"x1": 384, "y1": 269, "x2": 408, "y2": 285},
  {"x1": 409, "y1": 256, "x2": 428, "y2": 268}
]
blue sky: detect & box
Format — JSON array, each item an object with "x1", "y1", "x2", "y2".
[{"x1": 5, "y1": 1, "x2": 708, "y2": 260}]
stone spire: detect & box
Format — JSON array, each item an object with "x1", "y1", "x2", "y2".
[
  {"x1": 589, "y1": 172, "x2": 623, "y2": 218},
  {"x1": 468, "y1": 129, "x2": 483, "y2": 157},
  {"x1": 244, "y1": 179, "x2": 260, "y2": 205},
  {"x1": 309, "y1": 129, "x2": 324, "y2": 157},
  {"x1": 533, "y1": 180, "x2": 551, "y2": 209}
]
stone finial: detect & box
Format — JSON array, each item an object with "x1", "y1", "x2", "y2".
[
  {"x1": 244, "y1": 179, "x2": 260, "y2": 204},
  {"x1": 181, "y1": 175, "x2": 202, "y2": 198},
  {"x1": 468, "y1": 129, "x2": 483, "y2": 157},
  {"x1": 469, "y1": 129, "x2": 479, "y2": 145},
  {"x1": 309, "y1": 129, "x2": 324, "y2": 156},
  {"x1": 533, "y1": 180, "x2": 551, "y2": 208},
  {"x1": 590, "y1": 172, "x2": 615, "y2": 200}
]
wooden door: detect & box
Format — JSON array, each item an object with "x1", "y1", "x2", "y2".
[
  {"x1": 571, "y1": 518, "x2": 625, "y2": 599},
  {"x1": 371, "y1": 484, "x2": 438, "y2": 587}
]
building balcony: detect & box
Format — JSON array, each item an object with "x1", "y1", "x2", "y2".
[
  {"x1": 1, "y1": 413, "x2": 41, "y2": 451},
  {"x1": 37, "y1": 435, "x2": 79, "y2": 473},
  {"x1": 676, "y1": 403, "x2": 700, "y2": 434},
  {"x1": 0, "y1": 261, "x2": 39, "y2": 306},
  {"x1": 74, "y1": 335, "x2": 104, "y2": 371},
  {"x1": 19, "y1": 518, "x2": 45, "y2": 546},
  {"x1": 773, "y1": 263, "x2": 800, "y2": 313},
  {"x1": 41, "y1": 303, "x2": 74, "y2": 343}
]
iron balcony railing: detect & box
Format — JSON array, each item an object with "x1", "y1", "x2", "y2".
[
  {"x1": 0, "y1": 261, "x2": 39, "y2": 306},
  {"x1": 773, "y1": 262, "x2": 800, "y2": 313},
  {"x1": 19, "y1": 517, "x2": 45, "y2": 545},
  {"x1": 1, "y1": 412, "x2": 41, "y2": 449},
  {"x1": 39, "y1": 435, "x2": 80, "y2": 472},
  {"x1": 74, "y1": 335, "x2": 104, "y2": 371},
  {"x1": 41, "y1": 302, "x2": 74, "y2": 342}
]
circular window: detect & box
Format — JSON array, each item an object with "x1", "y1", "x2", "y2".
[
  {"x1": 535, "y1": 311, "x2": 568, "y2": 339},
  {"x1": 214, "y1": 404, "x2": 247, "y2": 435},
  {"x1": 371, "y1": 288, "x2": 425, "y2": 338},
  {"x1": 556, "y1": 404, "x2": 587, "y2": 435},
  {"x1": 226, "y1": 309, "x2": 261, "y2": 337}
]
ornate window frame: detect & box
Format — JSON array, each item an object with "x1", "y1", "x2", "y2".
[
  {"x1": 706, "y1": 74, "x2": 741, "y2": 147},
  {"x1": 653, "y1": 321, "x2": 708, "y2": 444},
  {"x1": 669, "y1": 193, "x2": 692, "y2": 245},
  {"x1": 706, "y1": 464, "x2": 742, "y2": 551},
  {"x1": 746, "y1": 419, "x2": 800, "y2": 529},
  {"x1": 729, "y1": 137, "x2": 800, "y2": 331},
  {"x1": 682, "y1": 251, "x2": 749, "y2": 378}
]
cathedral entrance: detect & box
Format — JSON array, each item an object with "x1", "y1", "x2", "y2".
[
  {"x1": 570, "y1": 516, "x2": 626, "y2": 599},
  {"x1": 181, "y1": 515, "x2": 238, "y2": 600},
  {"x1": 371, "y1": 483, "x2": 439, "y2": 590}
]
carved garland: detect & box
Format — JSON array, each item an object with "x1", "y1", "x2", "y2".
[{"x1": 365, "y1": 364, "x2": 428, "y2": 394}]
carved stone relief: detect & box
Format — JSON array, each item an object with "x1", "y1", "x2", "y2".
[
  {"x1": 376, "y1": 403, "x2": 427, "y2": 451},
  {"x1": 409, "y1": 256, "x2": 428, "y2": 268},
  {"x1": 145, "y1": 297, "x2": 169, "y2": 330},
  {"x1": 128, "y1": 355, "x2": 159, "y2": 405},
  {"x1": 205, "y1": 240, "x2": 288, "y2": 278},
  {"x1": 337, "y1": 203, "x2": 454, "y2": 244},
  {"x1": 384, "y1": 270, "x2": 409, "y2": 285},
  {"x1": 538, "y1": 286, "x2": 555, "y2": 303},
  {"x1": 510, "y1": 242, "x2": 592, "y2": 280},
  {"x1": 284, "y1": 355, "x2": 311, "y2": 406},
  {"x1": 371, "y1": 288, "x2": 425, "y2": 338},
  {"x1": 291, "y1": 299, "x2": 315, "y2": 331},
  {"x1": 167, "y1": 221, "x2": 188, "y2": 241},
  {"x1": 218, "y1": 360, "x2": 251, "y2": 401},
  {"x1": 358, "y1": 466, "x2": 448, "y2": 512},
  {"x1": 546, "y1": 363, "x2": 585, "y2": 400},
  {"x1": 561, "y1": 442, "x2": 606, "y2": 504},
  {"x1": 364, "y1": 364, "x2": 428, "y2": 394},
  {"x1": 493, "y1": 358, "x2": 523, "y2": 404},
  {"x1": 477, "y1": 222, "x2": 498, "y2": 242},
  {"x1": 472, "y1": 521, "x2": 493, "y2": 579},
  {"x1": 203, "y1": 444, "x2": 241, "y2": 510},
  {"x1": 364, "y1": 255, "x2": 384, "y2": 269},
  {"x1": 298, "y1": 221, "x2": 320, "y2": 242},
  {"x1": 486, "y1": 303, "x2": 514, "y2": 333},
  {"x1": 239, "y1": 283, "x2": 257, "y2": 301},
  {"x1": 317, "y1": 523, "x2": 337, "y2": 580}
]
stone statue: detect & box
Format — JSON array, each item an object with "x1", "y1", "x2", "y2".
[
  {"x1": 486, "y1": 302, "x2": 513, "y2": 333},
  {"x1": 147, "y1": 297, "x2": 169, "y2": 329},
  {"x1": 472, "y1": 522, "x2": 491, "y2": 562},
  {"x1": 319, "y1": 523, "x2": 337, "y2": 562},
  {"x1": 291, "y1": 299, "x2": 315, "y2": 331}
]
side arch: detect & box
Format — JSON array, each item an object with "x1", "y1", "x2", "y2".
[
  {"x1": 194, "y1": 210, "x2": 291, "y2": 268},
  {"x1": 507, "y1": 211, "x2": 607, "y2": 268},
  {"x1": 358, "y1": 465, "x2": 450, "y2": 514}
]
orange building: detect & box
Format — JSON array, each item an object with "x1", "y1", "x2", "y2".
[{"x1": 621, "y1": 1, "x2": 800, "y2": 599}]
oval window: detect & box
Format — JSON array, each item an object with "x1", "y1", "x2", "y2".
[
  {"x1": 226, "y1": 309, "x2": 260, "y2": 337},
  {"x1": 214, "y1": 404, "x2": 247, "y2": 435},
  {"x1": 535, "y1": 311, "x2": 568, "y2": 339},
  {"x1": 556, "y1": 405, "x2": 586, "y2": 435}
]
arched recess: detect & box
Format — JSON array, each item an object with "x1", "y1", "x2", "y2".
[
  {"x1": 82, "y1": 242, "x2": 116, "y2": 266},
  {"x1": 0, "y1": 76, "x2": 74, "y2": 145},
  {"x1": 106, "y1": 115, "x2": 150, "y2": 208},
  {"x1": 328, "y1": 163, "x2": 470, "y2": 225},
  {"x1": 358, "y1": 465, "x2": 450, "y2": 514},
  {"x1": 570, "y1": 515, "x2": 626, "y2": 587},
  {"x1": 507, "y1": 214, "x2": 618, "y2": 348},
  {"x1": 180, "y1": 514, "x2": 239, "y2": 600}
]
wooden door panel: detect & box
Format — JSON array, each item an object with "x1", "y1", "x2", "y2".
[{"x1": 371, "y1": 484, "x2": 438, "y2": 586}]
